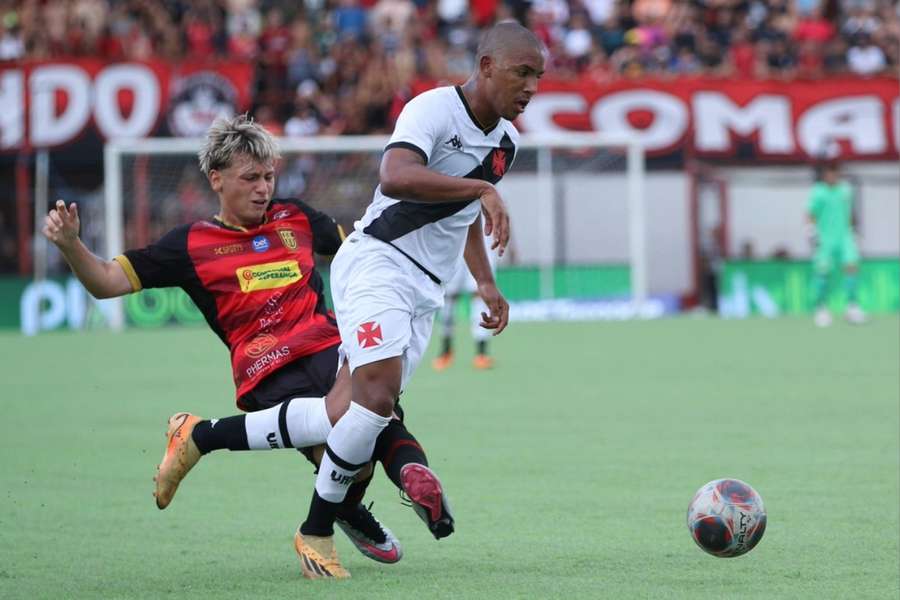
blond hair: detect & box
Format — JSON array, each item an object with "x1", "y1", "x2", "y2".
[{"x1": 198, "y1": 114, "x2": 280, "y2": 176}]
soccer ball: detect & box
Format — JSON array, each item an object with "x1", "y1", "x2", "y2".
[{"x1": 687, "y1": 478, "x2": 767, "y2": 558}]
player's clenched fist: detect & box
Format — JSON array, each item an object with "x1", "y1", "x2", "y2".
[{"x1": 43, "y1": 199, "x2": 81, "y2": 249}]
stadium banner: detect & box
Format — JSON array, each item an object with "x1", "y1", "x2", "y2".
[
  {"x1": 4, "y1": 277, "x2": 206, "y2": 335},
  {"x1": 1, "y1": 265, "x2": 665, "y2": 333},
  {"x1": 718, "y1": 258, "x2": 900, "y2": 318},
  {"x1": 0, "y1": 59, "x2": 254, "y2": 150},
  {"x1": 499, "y1": 264, "x2": 679, "y2": 321},
  {"x1": 502, "y1": 77, "x2": 899, "y2": 162},
  {"x1": 6, "y1": 258, "x2": 897, "y2": 331}
]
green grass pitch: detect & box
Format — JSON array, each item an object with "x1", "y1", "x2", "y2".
[{"x1": 2, "y1": 317, "x2": 898, "y2": 599}]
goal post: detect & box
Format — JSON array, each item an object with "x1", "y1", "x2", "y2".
[{"x1": 103, "y1": 132, "x2": 646, "y2": 330}]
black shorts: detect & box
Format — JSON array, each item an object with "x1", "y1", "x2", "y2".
[{"x1": 237, "y1": 344, "x2": 339, "y2": 412}]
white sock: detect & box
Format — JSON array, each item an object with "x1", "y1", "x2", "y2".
[
  {"x1": 244, "y1": 397, "x2": 332, "y2": 450},
  {"x1": 314, "y1": 401, "x2": 391, "y2": 503},
  {"x1": 440, "y1": 296, "x2": 456, "y2": 338}
]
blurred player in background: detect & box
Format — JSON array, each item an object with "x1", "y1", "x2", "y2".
[
  {"x1": 433, "y1": 240, "x2": 500, "y2": 371},
  {"x1": 807, "y1": 159, "x2": 866, "y2": 327},
  {"x1": 41, "y1": 114, "x2": 446, "y2": 575}
]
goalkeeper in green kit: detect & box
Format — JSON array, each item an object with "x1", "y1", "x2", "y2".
[{"x1": 806, "y1": 160, "x2": 866, "y2": 327}]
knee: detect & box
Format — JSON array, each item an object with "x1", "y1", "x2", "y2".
[
  {"x1": 357, "y1": 391, "x2": 396, "y2": 418},
  {"x1": 353, "y1": 378, "x2": 397, "y2": 417},
  {"x1": 353, "y1": 368, "x2": 400, "y2": 418}
]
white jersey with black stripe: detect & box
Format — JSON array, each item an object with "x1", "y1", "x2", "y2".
[{"x1": 355, "y1": 85, "x2": 519, "y2": 284}]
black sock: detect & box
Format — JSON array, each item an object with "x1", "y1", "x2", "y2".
[
  {"x1": 191, "y1": 416, "x2": 249, "y2": 454},
  {"x1": 476, "y1": 340, "x2": 488, "y2": 355},
  {"x1": 440, "y1": 336, "x2": 452, "y2": 356},
  {"x1": 300, "y1": 491, "x2": 340, "y2": 537},
  {"x1": 338, "y1": 472, "x2": 373, "y2": 516},
  {"x1": 372, "y1": 419, "x2": 428, "y2": 490}
]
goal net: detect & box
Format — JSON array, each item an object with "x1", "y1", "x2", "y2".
[{"x1": 99, "y1": 132, "x2": 647, "y2": 330}]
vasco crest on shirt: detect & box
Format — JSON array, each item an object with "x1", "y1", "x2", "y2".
[{"x1": 277, "y1": 229, "x2": 298, "y2": 251}]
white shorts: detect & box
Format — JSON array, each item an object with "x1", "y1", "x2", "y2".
[{"x1": 331, "y1": 232, "x2": 444, "y2": 392}]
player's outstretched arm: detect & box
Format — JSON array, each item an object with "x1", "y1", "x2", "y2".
[
  {"x1": 464, "y1": 218, "x2": 509, "y2": 336},
  {"x1": 42, "y1": 199, "x2": 133, "y2": 299},
  {"x1": 380, "y1": 148, "x2": 510, "y2": 254}
]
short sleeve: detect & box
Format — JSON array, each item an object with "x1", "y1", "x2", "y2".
[
  {"x1": 384, "y1": 90, "x2": 449, "y2": 164},
  {"x1": 287, "y1": 200, "x2": 345, "y2": 255},
  {"x1": 117, "y1": 224, "x2": 192, "y2": 291}
]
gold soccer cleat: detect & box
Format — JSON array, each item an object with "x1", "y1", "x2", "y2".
[
  {"x1": 294, "y1": 531, "x2": 351, "y2": 579},
  {"x1": 153, "y1": 412, "x2": 202, "y2": 509}
]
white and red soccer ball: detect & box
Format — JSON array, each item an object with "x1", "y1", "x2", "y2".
[{"x1": 687, "y1": 478, "x2": 767, "y2": 558}]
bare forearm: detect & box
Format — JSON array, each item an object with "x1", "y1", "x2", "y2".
[
  {"x1": 464, "y1": 221, "x2": 494, "y2": 285},
  {"x1": 57, "y1": 240, "x2": 132, "y2": 298},
  {"x1": 381, "y1": 163, "x2": 492, "y2": 203}
]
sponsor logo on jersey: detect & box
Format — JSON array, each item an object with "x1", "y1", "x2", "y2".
[
  {"x1": 357, "y1": 321, "x2": 383, "y2": 348},
  {"x1": 245, "y1": 345, "x2": 291, "y2": 378},
  {"x1": 237, "y1": 260, "x2": 302, "y2": 292},
  {"x1": 491, "y1": 148, "x2": 508, "y2": 177},
  {"x1": 252, "y1": 235, "x2": 270, "y2": 252},
  {"x1": 245, "y1": 332, "x2": 279, "y2": 358},
  {"x1": 213, "y1": 243, "x2": 245, "y2": 256},
  {"x1": 446, "y1": 134, "x2": 462, "y2": 149},
  {"x1": 258, "y1": 292, "x2": 285, "y2": 328},
  {"x1": 277, "y1": 229, "x2": 298, "y2": 251},
  {"x1": 272, "y1": 209, "x2": 291, "y2": 221}
]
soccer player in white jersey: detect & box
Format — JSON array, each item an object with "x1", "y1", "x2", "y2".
[
  {"x1": 293, "y1": 22, "x2": 545, "y2": 578},
  {"x1": 433, "y1": 238, "x2": 501, "y2": 370}
]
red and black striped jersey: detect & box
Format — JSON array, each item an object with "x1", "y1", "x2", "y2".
[{"x1": 114, "y1": 199, "x2": 343, "y2": 405}]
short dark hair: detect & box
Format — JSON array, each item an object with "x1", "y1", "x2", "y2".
[{"x1": 475, "y1": 22, "x2": 543, "y2": 63}]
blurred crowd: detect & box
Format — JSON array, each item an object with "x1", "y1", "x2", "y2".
[{"x1": 0, "y1": 0, "x2": 897, "y2": 136}]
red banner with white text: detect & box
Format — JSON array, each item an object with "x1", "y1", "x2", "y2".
[
  {"x1": 413, "y1": 77, "x2": 899, "y2": 162},
  {"x1": 0, "y1": 60, "x2": 254, "y2": 151},
  {"x1": 516, "y1": 77, "x2": 899, "y2": 161}
]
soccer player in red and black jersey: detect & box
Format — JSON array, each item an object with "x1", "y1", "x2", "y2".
[{"x1": 42, "y1": 115, "x2": 448, "y2": 577}]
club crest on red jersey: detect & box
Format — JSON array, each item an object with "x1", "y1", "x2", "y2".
[
  {"x1": 491, "y1": 149, "x2": 508, "y2": 177},
  {"x1": 277, "y1": 229, "x2": 298, "y2": 251},
  {"x1": 357, "y1": 321, "x2": 383, "y2": 348}
]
